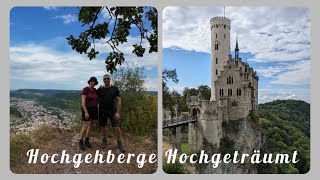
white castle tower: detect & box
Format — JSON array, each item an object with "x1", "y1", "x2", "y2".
[{"x1": 210, "y1": 16, "x2": 231, "y2": 101}]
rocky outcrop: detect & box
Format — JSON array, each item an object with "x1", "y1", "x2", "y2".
[{"x1": 199, "y1": 114, "x2": 267, "y2": 174}]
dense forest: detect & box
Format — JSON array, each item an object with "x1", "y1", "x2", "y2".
[{"x1": 258, "y1": 100, "x2": 310, "y2": 174}]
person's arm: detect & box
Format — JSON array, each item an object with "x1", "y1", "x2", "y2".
[
  {"x1": 115, "y1": 96, "x2": 121, "y2": 121},
  {"x1": 81, "y1": 91, "x2": 89, "y2": 120}
]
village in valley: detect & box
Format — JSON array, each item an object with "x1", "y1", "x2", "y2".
[{"x1": 10, "y1": 98, "x2": 75, "y2": 134}]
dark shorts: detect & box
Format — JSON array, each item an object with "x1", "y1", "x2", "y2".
[
  {"x1": 82, "y1": 106, "x2": 98, "y2": 121},
  {"x1": 99, "y1": 110, "x2": 120, "y2": 127}
]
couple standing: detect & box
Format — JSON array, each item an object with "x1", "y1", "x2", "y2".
[{"x1": 79, "y1": 74, "x2": 125, "y2": 153}]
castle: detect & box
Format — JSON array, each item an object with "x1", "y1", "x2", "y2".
[{"x1": 187, "y1": 16, "x2": 259, "y2": 152}]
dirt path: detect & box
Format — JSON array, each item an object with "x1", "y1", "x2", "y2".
[{"x1": 11, "y1": 128, "x2": 157, "y2": 174}]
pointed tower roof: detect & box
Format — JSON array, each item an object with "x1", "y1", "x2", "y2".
[{"x1": 235, "y1": 34, "x2": 239, "y2": 52}]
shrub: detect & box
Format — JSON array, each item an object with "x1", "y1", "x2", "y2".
[{"x1": 163, "y1": 162, "x2": 185, "y2": 174}]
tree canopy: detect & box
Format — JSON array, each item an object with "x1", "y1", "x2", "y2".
[{"x1": 67, "y1": 7, "x2": 158, "y2": 73}]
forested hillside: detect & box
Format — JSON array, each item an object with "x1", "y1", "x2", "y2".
[{"x1": 258, "y1": 100, "x2": 310, "y2": 174}]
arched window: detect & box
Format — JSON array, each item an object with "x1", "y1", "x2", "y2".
[
  {"x1": 232, "y1": 77, "x2": 233, "y2": 84},
  {"x1": 214, "y1": 44, "x2": 218, "y2": 50},
  {"x1": 216, "y1": 33, "x2": 217, "y2": 38},
  {"x1": 227, "y1": 77, "x2": 229, "y2": 84},
  {"x1": 216, "y1": 69, "x2": 218, "y2": 75},
  {"x1": 214, "y1": 41, "x2": 220, "y2": 51},
  {"x1": 216, "y1": 58, "x2": 218, "y2": 64}
]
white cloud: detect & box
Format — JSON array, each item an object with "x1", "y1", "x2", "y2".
[
  {"x1": 43, "y1": 7, "x2": 58, "y2": 11},
  {"x1": 255, "y1": 60, "x2": 310, "y2": 85},
  {"x1": 10, "y1": 37, "x2": 158, "y2": 91},
  {"x1": 256, "y1": 66, "x2": 283, "y2": 78},
  {"x1": 163, "y1": 6, "x2": 310, "y2": 63},
  {"x1": 169, "y1": 85, "x2": 197, "y2": 93},
  {"x1": 54, "y1": 14, "x2": 77, "y2": 24},
  {"x1": 93, "y1": 36, "x2": 158, "y2": 70},
  {"x1": 145, "y1": 77, "x2": 159, "y2": 91},
  {"x1": 259, "y1": 88, "x2": 310, "y2": 103},
  {"x1": 270, "y1": 60, "x2": 310, "y2": 85}
]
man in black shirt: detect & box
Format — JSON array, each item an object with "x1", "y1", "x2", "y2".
[{"x1": 98, "y1": 74, "x2": 125, "y2": 153}]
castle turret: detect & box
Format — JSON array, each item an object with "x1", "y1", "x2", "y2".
[
  {"x1": 235, "y1": 35, "x2": 239, "y2": 59},
  {"x1": 210, "y1": 16, "x2": 231, "y2": 101}
]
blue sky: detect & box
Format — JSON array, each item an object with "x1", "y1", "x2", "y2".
[
  {"x1": 10, "y1": 7, "x2": 158, "y2": 91},
  {"x1": 163, "y1": 6, "x2": 310, "y2": 103}
]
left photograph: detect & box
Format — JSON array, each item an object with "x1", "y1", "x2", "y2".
[{"x1": 10, "y1": 6, "x2": 158, "y2": 174}]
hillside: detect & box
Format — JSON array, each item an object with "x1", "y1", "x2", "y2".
[
  {"x1": 10, "y1": 88, "x2": 158, "y2": 173},
  {"x1": 10, "y1": 125, "x2": 157, "y2": 174},
  {"x1": 162, "y1": 99, "x2": 310, "y2": 174},
  {"x1": 258, "y1": 99, "x2": 310, "y2": 174}
]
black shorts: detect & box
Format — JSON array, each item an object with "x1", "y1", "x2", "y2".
[
  {"x1": 99, "y1": 110, "x2": 120, "y2": 127},
  {"x1": 82, "y1": 106, "x2": 98, "y2": 121}
]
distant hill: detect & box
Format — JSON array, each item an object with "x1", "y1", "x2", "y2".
[
  {"x1": 11, "y1": 89, "x2": 157, "y2": 98},
  {"x1": 258, "y1": 99, "x2": 310, "y2": 174},
  {"x1": 10, "y1": 89, "x2": 81, "y2": 99},
  {"x1": 146, "y1": 91, "x2": 158, "y2": 96},
  {"x1": 10, "y1": 89, "x2": 157, "y2": 112},
  {"x1": 259, "y1": 99, "x2": 310, "y2": 137}
]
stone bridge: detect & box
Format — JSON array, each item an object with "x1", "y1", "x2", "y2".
[
  {"x1": 163, "y1": 116, "x2": 197, "y2": 151},
  {"x1": 162, "y1": 116, "x2": 197, "y2": 129}
]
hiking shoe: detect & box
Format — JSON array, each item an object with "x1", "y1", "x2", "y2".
[
  {"x1": 79, "y1": 139, "x2": 85, "y2": 151},
  {"x1": 101, "y1": 138, "x2": 107, "y2": 149},
  {"x1": 84, "y1": 137, "x2": 92, "y2": 148},
  {"x1": 117, "y1": 140, "x2": 126, "y2": 153}
]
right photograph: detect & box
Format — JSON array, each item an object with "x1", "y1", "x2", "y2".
[{"x1": 162, "y1": 6, "x2": 310, "y2": 174}]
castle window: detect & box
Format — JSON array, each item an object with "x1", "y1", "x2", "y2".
[
  {"x1": 216, "y1": 69, "x2": 218, "y2": 75},
  {"x1": 227, "y1": 77, "x2": 229, "y2": 84},
  {"x1": 220, "y1": 89, "x2": 224, "y2": 97},
  {"x1": 232, "y1": 77, "x2": 233, "y2": 84},
  {"x1": 232, "y1": 102, "x2": 238, "y2": 106},
  {"x1": 216, "y1": 33, "x2": 217, "y2": 38},
  {"x1": 216, "y1": 58, "x2": 218, "y2": 64},
  {"x1": 228, "y1": 89, "x2": 233, "y2": 96},
  {"x1": 237, "y1": 88, "x2": 242, "y2": 96},
  {"x1": 214, "y1": 44, "x2": 219, "y2": 50},
  {"x1": 224, "y1": 34, "x2": 226, "y2": 39},
  {"x1": 224, "y1": 25, "x2": 226, "y2": 29}
]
